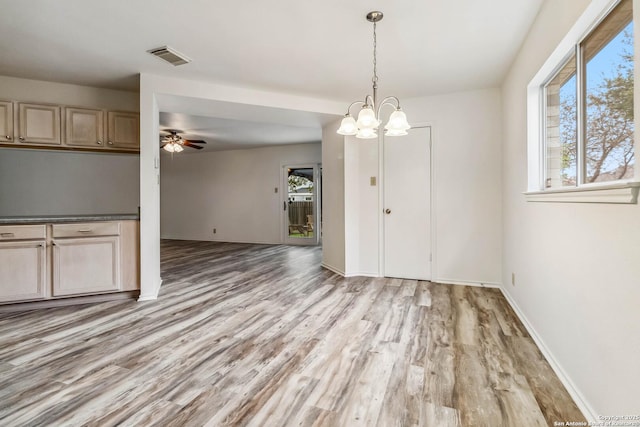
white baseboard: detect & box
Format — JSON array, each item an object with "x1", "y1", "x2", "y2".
[
  {"x1": 321, "y1": 263, "x2": 345, "y2": 276},
  {"x1": 161, "y1": 236, "x2": 281, "y2": 245},
  {"x1": 138, "y1": 278, "x2": 162, "y2": 302},
  {"x1": 499, "y1": 287, "x2": 597, "y2": 422},
  {"x1": 435, "y1": 278, "x2": 502, "y2": 288},
  {"x1": 0, "y1": 291, "x2": 138, "y2": 312},
  {"x1": 344, "y1": 271, "x2": 381, "y2": 278}
]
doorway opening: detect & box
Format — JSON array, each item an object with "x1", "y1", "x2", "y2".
[{"x1": 283, "y1": 164, "x2": 321, "y2": 245}]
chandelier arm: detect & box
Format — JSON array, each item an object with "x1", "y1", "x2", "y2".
[
  {"x1": 364, "y1": 95, "x2": 375, "y2": 108},
  {"x1": 345, "y1": 101, "x2": 366, "y2": 116},
  {"x1": 376, "y1": 96, "x2": 401, "y2": 118}
]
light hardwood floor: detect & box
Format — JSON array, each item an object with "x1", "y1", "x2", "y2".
[{"x1": 0, "y1": 240, "x2": 585, "y2": 426}]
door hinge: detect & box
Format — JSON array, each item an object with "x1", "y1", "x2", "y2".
[{"x1": 430, "y1": 253, "x2": 432, "y2": 262}]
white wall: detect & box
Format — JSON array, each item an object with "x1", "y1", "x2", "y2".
[
  {"x1": 160, "y1": 143, "x2": 321, "y2": 244},
  {"x1": 0, "y1": 148, "x2": 139, "y2": 216},
  {"x1": 0, "y1": 75, "x2": 139, "y2": 110},
  {"x1": 321, "y1": 121, "x2": 346, "y2": 274},
  {"x1": 502, "y1": 0, "x2": 640, "y2": 417},
  {"x1": 344, "y1": 136, "x2": 380, "y2": 276},
  {"x1": 338, "y1": 88, "x2": 503, "y2": 283},
  {"x1": 403, "y1": 89, "x2": 503, "y2": 285},
  {"x1": 139, "y1": 76, "x2": 161, "y2": 301},
  {"x1": 0, "y1": 76, "x2": 140, "y2": 216}
]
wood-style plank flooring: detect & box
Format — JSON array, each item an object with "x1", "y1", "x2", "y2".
[{"x1": 0, "y1": 240, "x2": 585, "y2": 426}]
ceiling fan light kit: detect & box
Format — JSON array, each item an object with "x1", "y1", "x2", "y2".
[
  {"x1": 337, "y1": 11, "x2": 411, "y2": 139},
  {"x1": 160, "y1": 130, "x2": 207, "y2": 153},
  {"x1": 163, "y1": 142, "x2": 184, "y2": 153}
]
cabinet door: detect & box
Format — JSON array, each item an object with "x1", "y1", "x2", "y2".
[
  {"x1": 65, "y1": 107, "x2": 105, "y2": 148},
  {"x1": 0, "y1": 240, "x2": 46, "y2": 302},
  {"x1": 0, "y1": 101, "x2": 14, "y2": 143},
  {"x1": 107, "y1": 111, "x2": 139, "y2": 150},
  {"x1": 18, "y1": 103, "x2": 61, "y2": 145},
  {"x1": 52, "y1": 236, "x2": 121, "y2": 296}
]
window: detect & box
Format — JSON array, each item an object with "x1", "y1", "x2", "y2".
[
  {"x1": 544, "y1": 0, "x2": 633, "y2": 189},
  {"x1": 544, "y1": 52, "x2": 577, "y2": 188},
  {"x1": 527, "y1": 0, "x2": 640, "y2": 203}
]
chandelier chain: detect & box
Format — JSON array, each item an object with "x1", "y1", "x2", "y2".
[{"x1": 372, "y1": 21, "x2": 378, "y2": 85}]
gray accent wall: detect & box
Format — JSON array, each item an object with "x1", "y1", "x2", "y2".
[{"x1": 0, "y1": 148, "x2": 139, "y2": 216}]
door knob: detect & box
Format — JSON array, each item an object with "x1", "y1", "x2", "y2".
[{"x1": 385, "y1": 209, "x2": 391, "y2": 214}]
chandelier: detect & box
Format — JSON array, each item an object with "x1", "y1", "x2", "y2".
[{"x1": 337, "y1": 11, "x2": 410, "y2": 139}]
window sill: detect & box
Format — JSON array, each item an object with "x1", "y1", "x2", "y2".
[{"x1": 524, "y1": 181, "x2": 640, "y2": 204}]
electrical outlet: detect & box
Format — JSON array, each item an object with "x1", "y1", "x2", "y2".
[
  {"x1": 213, "y1": 228, "x2": 217, "y2": 234},
  {"x1": 511, "y1": 272, "x2": 515, "y2": 286}
]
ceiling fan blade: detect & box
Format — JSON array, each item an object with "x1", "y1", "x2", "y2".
[
  {"x1": 184, "y1": 139, "x2": 207, "y2": 144},
  {"x1": 183, "y1": 141, "x2": 204, "y2": 149}
]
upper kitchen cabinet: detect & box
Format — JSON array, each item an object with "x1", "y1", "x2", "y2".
[
  {"x1": 18, "y1": 103, "x2": 61, "y2": 146},
  {"x1": 0, "y1": 98, "x2": 139, "y2": 153},
  {"x1": 0, "y1": 101, "x2": 13, "y2": 143},
  {"x1": 65, "y1": 107, "x2": 105, "y2": 149},
  {"x1": 107, "y1": 111, "x2": 139, "y2": 150}
]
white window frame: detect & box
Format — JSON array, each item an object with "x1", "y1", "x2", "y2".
[{"x1": 526, "y1": 0, "x2": 640, "y2": 203}]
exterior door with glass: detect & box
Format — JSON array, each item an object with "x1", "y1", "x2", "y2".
[{"x1": 283, "y1": 165, "x2": 320, "y2": 245}]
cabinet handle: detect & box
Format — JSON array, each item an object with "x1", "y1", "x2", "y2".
[
  {"x1": 0, "y1": 232, "x2": 15, "y2": 238},
  {"x1": 5, "y1": 135, "x2": 10, "y2": 140},
  {"x1": 19, "y1": 136, "x2": 25, "y2": 141},
  {"x1": 77, "y1": 229, "x2": 92, "y2": 233},
  {"x1": 97, "y1": 140, "x2": 103, "y2": 145},
  {"x1": 107, "y1": 141, "x2": 113, "y2": 145}
]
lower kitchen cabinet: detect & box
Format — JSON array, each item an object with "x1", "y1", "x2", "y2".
[
  {"x1": 0, "y1": 239, "x2": 47, "y2": 302},
  {"x1": 0, "y1": 220, "x2": 139, "y2": 305},
  {"x1": 52, "y1": 235, "x2": 120, "y2": 296}
]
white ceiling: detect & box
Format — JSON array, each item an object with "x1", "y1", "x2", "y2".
[
  {"x1": 0, "y1": 0, "x2": 544, "y2": 148},
  {"x1": 159, "y1": 113, "x2": 323, "y2": 153}
]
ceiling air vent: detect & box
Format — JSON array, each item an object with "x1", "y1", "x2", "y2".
[{"x1": 147, "y1": 46, "x2": 191, "y2": 66}]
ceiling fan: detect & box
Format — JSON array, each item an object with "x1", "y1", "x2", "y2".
[{"x1": 160, "y1": 130, "x2": 207, "y2": 152}]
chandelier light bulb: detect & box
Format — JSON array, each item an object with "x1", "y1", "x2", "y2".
[
  {"x1": 337, "y1": 114, "x2": 358, "y2": 135},
  {"x1": 356, "y1": 107, "x2": 379, "y2": 130},
  {"x1": 384, "y1": 109, "x2": 411, "y2": 133},
  {"x1": 174, "y1": 144, "x2": 184, "y2": 152},
  {"x1": 356, "y1": 128, "x2": 378, "y2": 139},
  {"x1": 163, "y1": 143, "x2": 175, "y2": 152},
  {"x1": 385, "y1": 128, "x2": 409, "y2": 137}
]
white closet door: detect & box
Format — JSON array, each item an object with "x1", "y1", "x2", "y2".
[{"x1": 383, "y1": 126, "x2": 431, "y2": 280}]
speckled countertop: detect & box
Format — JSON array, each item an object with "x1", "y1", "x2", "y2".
[{"x1": 0, "y1": 214, "x2": 139, "y2": 224}]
